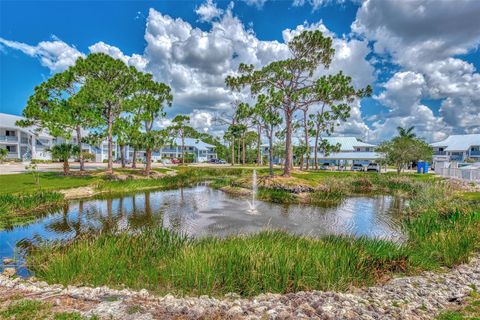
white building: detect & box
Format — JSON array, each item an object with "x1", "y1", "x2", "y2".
[
  {"x1": 431, "y1": 134, "x2": 480, "y2": 163},
  {"x1": 124, "y1": 138, "x2": 217, "y2": 163},
  {"x1": 1, "y1": 113, "x2": 216, "y2": 163},
  {"x1": 262, "y1": 136, "x2": 382, "y2": 166},
  {"x1": 0, "y1": 113, "x2": 54, "y2": 161},
  {"x1": 309, "y1": 136, "x2": 382, "y2": 166}
]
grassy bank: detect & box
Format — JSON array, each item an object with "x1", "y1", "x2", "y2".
[
  {"x1": 0, "y1": 192, "x2": 65, "y2": 230},
  {"x1": 0, "y1": 299, "x2": 94, "y2": 320}
]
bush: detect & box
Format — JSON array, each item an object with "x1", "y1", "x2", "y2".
[{"x1": 31, "y1": 159, "x2": 53, "y2": 164}]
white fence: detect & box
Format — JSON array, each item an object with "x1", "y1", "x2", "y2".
[{"x1": 436, "y1": 167, "x2": 480, "y2": 182}]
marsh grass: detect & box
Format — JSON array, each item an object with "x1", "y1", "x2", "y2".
[
  {"x1": 0, "y1": 191, "x2": 65, "y2": 230},
  {"x1": 28, "y1": 229, "x2": 406, "y2": 296}
]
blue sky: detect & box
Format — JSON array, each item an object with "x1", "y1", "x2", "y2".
[{"x1": 1, "y1": 0, "x2": 479, "y2": 142}]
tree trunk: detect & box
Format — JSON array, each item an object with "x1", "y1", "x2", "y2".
[
  {"x1": 76, "y1": 125, "x2": 84, "y2": 171},
  {"x1": 132, "y1": 148, "x2": 137, "y2": 168},
  {"x1": 181, "y1": 135, "x2": 185, "y2": 164},
  {"x1": 120, "y1": 144, "x2": 125, "y2": 168},
  {"x1": 314, "y1": 126, "x2": 320, "y2": 170},
  {"x1": 242, "y1": 135, "x2": 246, "y2": 165},
  {"x1": 231, "y1": 140, "x2": 235, "y2": 166},
  {"x1": 107, "y1": 109, "x2": 114, "y2": 174},
  {"x1": 63, "y1": 160, "x2": 69, "y2": 175},
  {"x1": 237, "y1": 139, "x2": 241, "y2": 164},
  {"x1": 145, "y1": 148, "x2": 152, "y2": 175},
  {"x1": 303, "y1": 110, "x2": 310, "y2": 170},
  {"x1": 268, "y1": 130, "x2": 274, "y2": 177},
  {"x1": 283, "y1": 110, "x2": 293, "y2": 176},
  {"x1": 257, "y1": 125, "x2": 262, "y2": 166}
]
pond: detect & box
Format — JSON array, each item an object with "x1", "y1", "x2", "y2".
[{"x1": 0, "y1": 184, "x2": 407, "y2": 276}]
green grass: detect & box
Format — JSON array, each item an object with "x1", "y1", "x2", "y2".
[
  {"x1": 0, "y1": 191, "x2": 65, "y2": 230},
  {"x1": 0, "y1": 172, "x2": 97, "y2": 195},
  {"x1": 0, "y1": 299, "x2": 93, "y2": 320},
  {"x1": 436, "y1": 288, "x2": 480, "y2": 319},
  {"x1": 458, "y1": 192, "x2": 480, "y2": 201},
  {"x1": 27, "y1": 229, "x2": 406, "y2": 296}
]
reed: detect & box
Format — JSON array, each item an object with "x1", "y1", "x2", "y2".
[{"x1": 0, "y1": 191, "x2": 65, "y2": 229}]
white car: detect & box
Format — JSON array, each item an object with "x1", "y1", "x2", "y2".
[
  {"x1": 366, "y1": 163, "x2": 380, "y2": 172},
  {"x1": 351, "y1": 163, "x2": 365, "y2": 171}
]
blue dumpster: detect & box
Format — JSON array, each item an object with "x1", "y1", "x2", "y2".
[{"x1": 417, "y1": 161, "x2": 429, "y2": 174}]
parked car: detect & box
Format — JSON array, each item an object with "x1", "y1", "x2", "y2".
[
  {"x1": 320, "y1": 163, "x2": 335, "y2": 170},
  {"x1": 209, "y1": 158, "x2": 226, "y2": 164},
  {"x1": 351, "y1": 163, "x2": 365, "y2": 172},
  {"x1": 366, "y1": 163, "x2": 380, "y2": 172},
  {"x1": 171, "y1": 158, "x2": 180, "y2": 164}
]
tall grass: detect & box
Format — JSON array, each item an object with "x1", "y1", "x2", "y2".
[
  {"x1": 0, "y1": 191, "x2": 65, "y2": 229},
  {"x1": 28, "y1": 229, "x2": 405, "y2": 296}
]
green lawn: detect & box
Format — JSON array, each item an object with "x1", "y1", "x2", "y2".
[{"x1": 0, "y1": 172, "x2": 98, "y2": 195}]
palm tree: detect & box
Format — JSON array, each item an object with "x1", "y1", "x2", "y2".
[
  {"x1": 48, "y1": 143, "x2": 80, "y2": 175},
  {"x1": 397, "y1": 126, "x2": 416, "y2": 139}
]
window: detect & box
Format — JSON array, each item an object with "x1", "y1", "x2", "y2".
[
  {"x1": 5, "y1": 130, "x2": 16, "y2": 137},
  {"x1": 6, "y1": 145, "x2": 16, "y2": 153}
]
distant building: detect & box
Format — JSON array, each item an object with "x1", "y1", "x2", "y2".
[
  {"x1": 0, "y1": 113, "x2": 216, "y2": 163},
  {"x1": 430, "y1": 134, "x2": 480, "y2": 162},
  {"x1": 309, "y1": 136, "x2": 382, "y2": 166},
  {"x1": 124, "y1": 138, "x2": 217, "y2": 163},
  {"x1": 262, "y1": 136, "x2": 382, "y2": 167}
]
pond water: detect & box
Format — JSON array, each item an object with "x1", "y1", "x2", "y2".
[{"x1": 0, "y1": 184, "x2": 407, "y2": 276}]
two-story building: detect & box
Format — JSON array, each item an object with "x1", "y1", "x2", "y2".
[
  {"x1": 431, "y1": 134, "x2": 480, "y2": 163},
  {"x1": 124, "y1": 138, "x2": 216, "y2": 163},
  {"x1": 262, "y1": 136, "x2": 382, "y2": 167},
  {"x1": 309, "y1": 136, "x2": 382, "y2": 167},
  {"x1": 1, "y1": 113, "x2": 216, "y2": 163},
  {"x1": 0, "y1": 113, "x2": 55, "y2": 161}
]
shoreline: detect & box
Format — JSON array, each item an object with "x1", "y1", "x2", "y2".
[{"x1": 1, "y1": 254, "x2": 479, "y2": 319}]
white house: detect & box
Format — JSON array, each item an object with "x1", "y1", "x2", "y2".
[
  {"x1": 124, "y1": 138, "x2": 217, "y2": 163},
  {"x1": 261, "y1": 136, "x2": 382, "y2": 166},
  {"x1": 309, "y1": 136, "x2": 382, "y2": 166},
  {"x1": 430, "y1": 134, "x2": 480, "y2": 163}
]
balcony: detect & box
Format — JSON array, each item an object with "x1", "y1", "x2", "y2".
[
  {"x1": 0, "y1": 135, "x2": 17, "y2": 142},
  {"x1": 434, "y1": 151, "x2": 446, "y2": 155},
  {"x1": 470, "y1": 150, "x2": 480, "y2": 156}
]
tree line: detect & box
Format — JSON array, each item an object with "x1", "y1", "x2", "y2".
[{"x1": 17, "y1": 53, "x2": 220, "y2": 175}]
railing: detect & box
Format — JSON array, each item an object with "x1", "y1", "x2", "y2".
[
  {"x1": 436, "y1": 167, "x2": 480, "y2": 182},
  {"x1": 0, "y1": 136, "x2": 17, "y2": 142},
  {"x1": 6, "y1": 152, "x2": 18, "y2": 159},
  {"x1": 434, "y1": 151, "x2": 447, "y2": 155},
  {"x1": 470, "y1": 150, "x2": 480, "y2": 156}
]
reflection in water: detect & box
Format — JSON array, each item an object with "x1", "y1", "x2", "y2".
[{"x1": 0, "y1": 185, "x2": 407, "y2": 276}]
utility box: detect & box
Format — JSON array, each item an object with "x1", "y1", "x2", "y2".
[{"x1": 417, "y1": 161, "x2": 429, "y2": 174}]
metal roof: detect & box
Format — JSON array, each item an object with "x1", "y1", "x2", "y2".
[
  {"x1": 0, "y1": 113, "x2": 53, "y2": 138},
  {"x1": 430, "y1": 134, "x2": 480, "y2": 151},
  {"x1": 312, "y1": 151, "x2": 384, "y2": 160},
  {"x1": 309, "y1": 136, "x2": 377, "y2": 151},
  {"x1": 174, "y1": 137, "x2": 215, "y2": 151}
]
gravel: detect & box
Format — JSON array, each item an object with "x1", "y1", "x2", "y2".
[{"x1": 1, "y1": 255, "x2": 479, "y2": 319}]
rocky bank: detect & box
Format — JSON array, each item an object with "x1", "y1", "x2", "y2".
[{"x1": 1, "y1": 255, "x2": 479, "y2": 319}]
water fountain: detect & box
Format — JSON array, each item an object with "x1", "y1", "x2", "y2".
[{"x1": 247, "y1": 170, "x2": 258, "y2": 214}]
